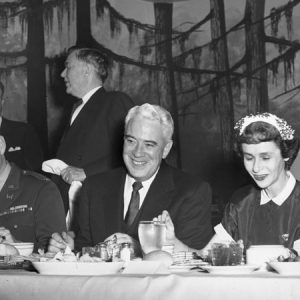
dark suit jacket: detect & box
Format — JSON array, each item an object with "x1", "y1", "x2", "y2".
[
  {"x1": 53, "y1": 88, "x2": 134, "y2": 211},
  {"x1": 0, "y1": 118, "x2": 43, "y2": 171},
  {"x1": 75, "y1": 162, "x2": 213, "y2": 251},
  {"x1": 0, "y1": 163, "x2": 66, "y2": 252}
]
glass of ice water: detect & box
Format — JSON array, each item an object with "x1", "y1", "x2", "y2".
[{"x1": 138, "y1": 221, "x2": 166, "y2": 255}]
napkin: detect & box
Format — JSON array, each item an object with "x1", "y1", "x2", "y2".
[
  {"x1": 42, "y1": 159, "x2": 82, "y2": 230},
  {"x1": 293, "y1": 239, "x2": 300, "y2": 254},
  {"x1": 42, "y1": 159, "x2": 68, "y2": 175},
  {"x1": 66, "y1": 181, "x2": 82, "y2": 231},
  {"x1": 213, "y1": 224, "x2": 235, "y2": 242}
]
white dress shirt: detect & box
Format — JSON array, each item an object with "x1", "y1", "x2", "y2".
[
  {"x1": 70, "y1": 86, "x2": 101, "y2": 125},
  {"x1": 123, "y1": 169, "x2": 159, "y2": 219}
]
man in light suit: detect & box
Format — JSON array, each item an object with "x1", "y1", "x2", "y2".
[
  {"x1": 49, "y1": 104, "x2": 213, "y2": 253},
  {"x1": 0, "y1": 82, "x2": 43, "y2": 171},
  {"x1": 52, "y1": 47, "x2": 134, "y2": 213}
]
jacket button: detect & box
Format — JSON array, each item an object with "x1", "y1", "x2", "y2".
[{"x1": 13, "y1": 224, "x2": 18, "y2": 229}]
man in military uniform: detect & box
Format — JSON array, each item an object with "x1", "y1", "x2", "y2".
[{"x1": 0, "y1": 135, "x2": 66, "y2": 252}]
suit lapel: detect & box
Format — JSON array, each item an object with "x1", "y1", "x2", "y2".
[
  {"x1": 102, "y1": 169, "x2": 127, "y2": 235},
  {"x1": 61, "y1": 88, "x2": 107, "y2": 142},
  {"x1": 71, "y1": 88, "x2": 106, "y2": 130},
  {"x1": 129, "y1": 162, "x2": 175, "y2": 228}
]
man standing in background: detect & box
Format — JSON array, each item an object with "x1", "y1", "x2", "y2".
[{"x1": 52, "y1": 47, "x2": 134, "y2": 216}]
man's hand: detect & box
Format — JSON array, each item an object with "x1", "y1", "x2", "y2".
[
  {"x1": 0, "y1": 227, "x2": 18, "y2": 243},
  {"x1": 153, "y1": 210, "x2": 176, "y2": 244},
  {"x1": 47, "y1": 232, "x2": 75, "y2": 253},
  {"x1": 105, "y1": 233, "x2": 142, "y2": 257},
  {"x1": 61, "y1": 166, "x2": 86, "y2": 184}
]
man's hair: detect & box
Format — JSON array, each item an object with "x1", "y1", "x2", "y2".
[
  {"x1": 69, "y1": 47, "x2": 109, "y2": 83},
  {"x1": 125, "y1": 103, "x2": 174, "y2": 141},
  {"x1": 234, "y1": 121, "x2": 299, "y2": 170}
]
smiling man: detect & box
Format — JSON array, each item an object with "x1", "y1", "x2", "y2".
[{"x1": 49, "y1": 103, "x2": 213, "y2": 254}]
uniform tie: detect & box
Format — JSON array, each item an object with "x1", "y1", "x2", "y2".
[{"x1": 125, "y1": 181, "x2": 143, "y2": 226}]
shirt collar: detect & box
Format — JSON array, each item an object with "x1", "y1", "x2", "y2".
[
  {"x1": 82, "y1": 86, "x2": 101, "y2": 104},
  {"x1": 126, "y1": 168, "x2": 159, "y2": 190},
  {"x1": 260, "y1": 171, "x2": 296, "y2": 206}
]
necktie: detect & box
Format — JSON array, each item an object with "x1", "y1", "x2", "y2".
[
  {"x1": 125, "y1": 181, "x2": 143, "y2": 226},
  {"x1": 70, "y1": 99, "x2": 83, "y2": 125}
]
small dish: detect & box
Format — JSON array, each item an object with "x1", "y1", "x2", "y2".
[{"x1": 9, "y1": 242, "x2": 34, "y2": 256}]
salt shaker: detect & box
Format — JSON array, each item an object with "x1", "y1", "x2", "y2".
[{"x1": 120, "y1": 243, "x2": 131, "y2": 262}]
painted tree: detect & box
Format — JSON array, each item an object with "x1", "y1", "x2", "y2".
[
  {"x1": 210, "y1": 0, "x2": 234, "y2": 161},
  {"x1": 27, "y1": 0, "x2": 48, "y2": 155},
  {"x1": 1, "y1": 0, "x2": 300, "y2": 168},
  {"x1": 245, "y1": 0, "x2": 268, "y2": 113}
]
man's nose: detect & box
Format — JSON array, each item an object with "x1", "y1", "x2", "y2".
[{"x1": 133, "y1": 143, "x2": 144, "y2": 157}]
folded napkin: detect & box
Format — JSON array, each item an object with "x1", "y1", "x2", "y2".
[
  {"x1": 213, "y1": 223, "x2": 235, "y2": 242},
  {"x1": 66, "y1": 181, "x2": 82, "y2": 231},
  {"x1": 42, "y1": 159, "x2": 82, "y2": 230},
  {"x1": 42, "y1": 159, "x2": 68, "y2": 175},
  {"x1": 293, "y1": 239, "x2": 300, "y2": 254}
]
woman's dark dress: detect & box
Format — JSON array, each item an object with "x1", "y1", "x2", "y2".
[{"x1": 222, "y1": 181, "x2": 300, "y2": 249}]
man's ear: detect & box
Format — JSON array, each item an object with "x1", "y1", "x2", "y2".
[
  {"x1": 0, "y1": 136, "x2": 6, "y2": 155},
  {"x1": 162, "y1": 140, "x2": 173, "y2": 159}
]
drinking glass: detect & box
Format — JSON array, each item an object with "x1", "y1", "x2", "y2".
[
  {"x1": 211, "y1": 243, "x2": 230, "y2": 266},
  {"x1": 138, "y1": 221, "x2": 166, "y2": 254}
]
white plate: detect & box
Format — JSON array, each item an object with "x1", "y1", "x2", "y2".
[
  {"x1": 32, "y1": 261, "x2": 124, "y2": 275},
  {"x1": 201, "y1": 264, "x2": 259, "y2": 275},
  {"x1": 268, "y1": 262, "x2": 300, "y2": 275}
]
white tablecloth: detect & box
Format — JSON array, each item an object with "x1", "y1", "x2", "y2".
[{"x1": 0, "y1": 270, "x2": 300, "y2": 300}]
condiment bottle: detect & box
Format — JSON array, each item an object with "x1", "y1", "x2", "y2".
[{"x1": 120, "y1": 243, "x2": 131, "y2": 262}]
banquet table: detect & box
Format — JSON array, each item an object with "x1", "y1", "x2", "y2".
[{"x1": 0, "y1": 270, "x2": 300, "y2": 300}]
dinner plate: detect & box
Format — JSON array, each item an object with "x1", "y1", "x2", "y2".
[
  {"x1": 201, "y1": 264, "x2": 259, "y2": 275},
  {"x1": 32, "y1": 261, "x2": 124, "y2": 275},
  {"x1": 268, "y1": 261, "x2": 300, "y2": 275}
]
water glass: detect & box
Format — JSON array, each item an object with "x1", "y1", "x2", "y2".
[
  {"x1": 138, "y1": 221, "x2": 166, "y2": 254},
  {"x1": 211, "y1": 243, "x2": 230, "y2": 266}
]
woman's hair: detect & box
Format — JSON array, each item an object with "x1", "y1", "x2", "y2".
[
  {"x1": 125, "y1": 103, "x2": 174, "y2": 141},
  {"x1": 234, "y1": 119, "x2": 299, "y2": 170},
  {"x1": 69, "y1": 47, "x2": 109, "y2": 83}
]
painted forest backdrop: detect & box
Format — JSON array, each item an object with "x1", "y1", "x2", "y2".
[{"x1": 1, "y1": 0, "x2": 300, "y2": 220}]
